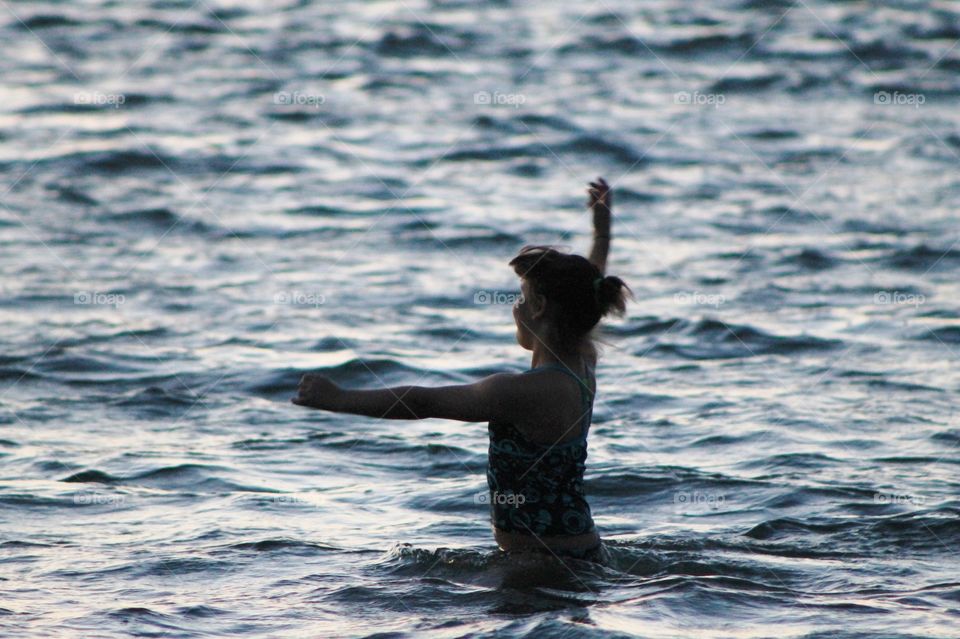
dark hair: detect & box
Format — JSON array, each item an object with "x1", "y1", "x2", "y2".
[{"x1": 509, "y1": 245, "x2": 632, "y2": 351}]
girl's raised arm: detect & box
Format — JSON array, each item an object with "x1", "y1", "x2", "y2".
[
  {"x1": 292, "y1": 372, "x2": 530, "y2": 423},
  {"x1": 587, "y1": 177, "x2": 612, "y2": 275}
]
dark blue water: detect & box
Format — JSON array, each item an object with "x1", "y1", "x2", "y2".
[{"x1": 1, "y1": 0, "x2": 959, "y2": 637}]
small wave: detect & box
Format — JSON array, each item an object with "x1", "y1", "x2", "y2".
[
  {"x1": 31, "y1": 353, "x2": 164, "y2": 384},
  {"x1": 13, "y1": 14, "x2": 85, "y2": 29},
  {"x1": 648, "y1": 319, "x2": 842, "y2": 360},
  {"x1": 847, "y1": 38, "x2": 928, "y2": 64},
  {"x1": 867, "y1": 510, "x2": 960, "y2": 551},
  {"x1": 108, "y1": 386, "x2": 202, "y2": 419},
  {"x1": 556, "y1": 134, "x2": 647, "y2": 166},
  {"x1": 469, "y1": 112, "x2": 584, "y2": 135},
  {"x1": 605, "y1": 317, "x2": 684, "y2": 337},
  {"x1": 558, "y1": 34, "x2": 649, "y2": 56},
  {"x1": 0, "y1": 493, "x2": 83, "y2": 508},
  {"x1": 744, "y1": 508, "x2": 960, "y2": 554},
  {"x1": 0, "y1": 539, "x2": 60, "y2": 548},
  {"x1": 776, "y1": 146, "x2": 847, "y2": 168},
  {"x1": 441, "y1": 143, "x2": 539, "y2": 163},
  {"x1": 905, "y1": 20, "x2": 960, "y2": 41},
  {"x1": 841, "y1": 219, "x2": 907, "y2": 235},
  {"x1": 133, "y1": 556, "x2": 235, "y2": 577},
  {"x1": 306, "y1": 434, "x2": 484, "y2": 472},
  {"x1": 134, "y1": 18, "x2": 225, "y2": 35},
  {"x1": 50, "y1": 184, "x2": 98, "y2": 206},
  {"x1": 587, "y1": 468, "x2": 761, "y2": 498},
  {"x1": 516, "y1": 113, "x2": 582, "y2": 133},
  {"x1": 106, "y1": 606, "x2": 171, "y2": 622},
  {"x1": 914, "y1": 326, "x2": 960, "y2": 344},
  {"x1": 75, "y1": 149, "x2": 178, "y2": 175},
  {"x1": 441, "y1": 134, "x2": 644, "y2": 166},
  {"x1": 689, "y1": 432, "x2": 769, "y2": 448},
  {"x1": 884, "y1": 244, "x2": 960, "y2": 271},
  {"x1": 710, "y1": 72, "x2": 786, "y2": 93},
  {"x1": 63, "y1": 469, "x2": 117, "y2": 484},
  {"x1": 377, "y1": 542, "x2": 601, "y2": 582},
  {"x1": 374, "y1": 24, "x2": 475, "y2": 57},
  {"x1": 872, "y1": 455, "x2": 960, "y2": 465},
  {"x1": 223, "y1": 538, "x2": 340, "y2": 553},
  {"x1": 778, "y1": 248, "x2": 838, "y2": 271},
  {"x1": 741, "y1": 128, "x2": 800, "y2": 141},
  {"x1": 102, "y1": 207, "x2": 214, "y2": 234},
  {"x1": 742, "y1": 452, "x2": 844, "y2": 471},
  {"x1": 745, "y1": 517, "x2": 859, "y2": 540},
  {"x1": 931, "y1": 430, "x2": 960, "y2": 445},
  {"x1": 658, "y1": 31, "x2": 756, "y2": 55},
  {"x1": 396, "y1": 223, "x2": 521, "y2": 248},
  {"x1": 176, "y1": 604, "x2": 228, "y2": 618},
  {"x1": 861, "y1": 378, "x2": 943, "y2": 393},
  {"x1": 62, "y1": 464, "x2": 277, "y2": 493}
]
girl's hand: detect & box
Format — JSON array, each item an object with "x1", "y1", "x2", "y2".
[
  {"x1": 292, "y1": 373, "x2": 343, "y2": 410},
  {"x1": 587, "y1": 177, "x2": 612, "y2": 213},
  {"x1": 586, "y1": 176, "x2": 612, "y2": 273}
]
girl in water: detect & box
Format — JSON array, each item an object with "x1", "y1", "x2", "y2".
[{"x1": 293, "y1": 177, "x2": 631, "y2": 563}]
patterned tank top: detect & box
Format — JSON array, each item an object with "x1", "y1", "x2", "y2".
[{"x1": 485, "y1": 359, "x2": 596, "y2": 537}]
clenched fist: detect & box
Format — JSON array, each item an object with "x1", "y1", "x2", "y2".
[{"x1": 292, "y1": 373, "x2": 342, "y2": 410}]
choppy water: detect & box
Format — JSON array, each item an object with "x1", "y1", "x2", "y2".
[{"x1": 2, "y1": 0, "x2": 960, "y2": 637}]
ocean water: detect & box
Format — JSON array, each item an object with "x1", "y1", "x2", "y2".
[{"x1": 2, "y1": 0, "x2": 959, "y2": 637}]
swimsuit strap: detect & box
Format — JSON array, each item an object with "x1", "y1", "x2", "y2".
[{"x1": 528, "y1": 364, "x2": 592, "y2": 405}]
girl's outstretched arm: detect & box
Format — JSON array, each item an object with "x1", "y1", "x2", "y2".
[
  {"x1": 292, "y1": 372, "x2": 529, "y2": 423},
  {"x1": 587, "y1": 177, "x2": 612, "y2": 275}
]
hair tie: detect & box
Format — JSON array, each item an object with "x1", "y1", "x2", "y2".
[{"x1": 592, "y1": 276, "x2": 604, "y2": 302}]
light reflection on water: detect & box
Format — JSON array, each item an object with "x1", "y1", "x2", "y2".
[{"x1": 1, "y1": 0, "x2": 959, "y2": 637}]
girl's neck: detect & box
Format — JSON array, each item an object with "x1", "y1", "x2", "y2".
[{"x1": 530, "y1": 342, "x2": 589, "y2": 370}]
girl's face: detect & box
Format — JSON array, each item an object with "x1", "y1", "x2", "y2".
[{"x1": 513, "y1": 278, "x2": 541, "y2": 350}]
